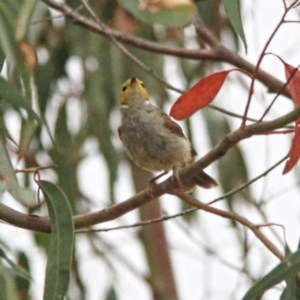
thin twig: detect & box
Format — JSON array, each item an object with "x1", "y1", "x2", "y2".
[
  {"x1": 172, "y1": 190, "x2": 284, "y2": 260},
  {"x1": 255, "y1": 223, "x2": 287, "y2": 248},
  {"x1": 76, "y1": 214, "x2": 176, "y2": 234},
  {"x1": 259, "y1": 57, "x2": 300, "y2": 121},
  {"x1": 241, "y1": 0, "x2": 298, "y2": 126},
  {"x1": 208, "y1": 155, "x2": 288, "y2": 205}
]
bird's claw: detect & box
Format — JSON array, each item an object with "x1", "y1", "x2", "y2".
[
  {"x1": 146, "y1": 170, "x2": 168, "y2": 198},
  {"x1": 170, "y1": 167, "x2": 183, "y2": 188}
]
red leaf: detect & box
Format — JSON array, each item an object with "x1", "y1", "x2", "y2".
[
  {"x1": 283, "y1": 127, "x2": 300, "y2": 174},
  {"x1": 283, "y1": 63, "x2": 300, "y2": 174},
  {"x1": 170, "y1": 70, "x2": 233, "y2": 120},
  {"x1": 285, "y1": 64, "x2": 300, "y2": 109}
]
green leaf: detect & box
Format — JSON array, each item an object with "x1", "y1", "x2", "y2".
[
  {"x1": 280, "y1": 276, "x2": 297, "y2": 300},
  {"x1": 15, "y1": 251, "x2": 31, "y2": 299},
  {"x1": 119, "y1": 0, "x2": 195, "y2": 27},
  {"x1": 0, "y1": 76, "x2": 39, "y2": 120},
  {"x1": 223, "y1": 0, "x2": 247, "y2": 51},
  {"x1": 19, "y1": 118, "x2": 37, "y2": 159},
  {"x1": 0, "y1": 264, "x2": 19, "y2": 300},
  {"x1": 0, "y1": 132, "x2": 35, "y2": 205},
  {"x1": 195, "y1": 0, "x2": 219, "y2": 31},
  {"x1": 39, "y1": 181, "x2": 74, "y2": 300},
  {"x1": 242, "y1": 249, "x2": 300, "y2": 300},
  {"x1": 0, "y1": 1, "x2": 18, "y2": 65},
  {"x1": 0, "y1": 248, "x2": 31, "y2": 281},
  {"x1": 15, "y1": 0, "x2": 37, "y2": 41}
]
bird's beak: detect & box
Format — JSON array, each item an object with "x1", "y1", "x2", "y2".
[{"x1": 130, "y1": 76, "x2": 137, "y2": 84}]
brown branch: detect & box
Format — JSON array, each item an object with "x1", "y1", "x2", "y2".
[
  {"x1": 0, "y1": 204, "x2": 50, "y2": 232},
  {"x1": 180, "y1": 104, "x2": 300, "y2": 183},
  {"x1": 41, "y1": 0, "x2": 217, "y2": 60},
  {"x1": 1, "y1": 104, "x2": 300, "y2": 233},
  {"x1": 40, "y1": 0, "x2": 290, "y2": 98},
  {"x1": 76, "y1": 154, "x2": 287, "y2": 233},
  {"x1": 172, "y1": 190, "x2": 284, "y2": 260}
]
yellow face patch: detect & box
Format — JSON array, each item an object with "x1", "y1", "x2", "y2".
[{"x1": 120, "y1": 77, "x2": 149, "y2": 105}]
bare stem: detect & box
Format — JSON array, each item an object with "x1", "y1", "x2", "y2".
[
  {"x1": 241, "y1": 1, "x2": 297, "y2": 126},
  {"x1": 172, "y1": 190, "x2": 284, "y2": 260}
]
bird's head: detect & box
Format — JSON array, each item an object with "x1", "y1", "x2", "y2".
[{"x1": 120, "y1": 76, "x2": 149, "y2": 106}]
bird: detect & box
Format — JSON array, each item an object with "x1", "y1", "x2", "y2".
[{"x1": 118, "y1": 76, "x2": 218, "y2": 189}]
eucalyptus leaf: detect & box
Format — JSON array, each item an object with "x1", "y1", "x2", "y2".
[
  {"x1": 0, "y1": 264, "x2": 19, "y2": 300},
  {"x1": 119, "y1": 0, "x2": 195, "y2": 27},
  {"x1": 15, "y1": 0, "x2": 37, "y2": 41},
  {"x1": 223, "y1": 0, "x2": 247, "y2": 51},
  {"x1": 0, "y1": 248, "x2": 31, "y2": 281},
  {"x1": 0, "y1": 76, "x2": 39, "y2": 120},
  {"x1": 19, "y1": 118, "x2": 37, "y2": 159},
  {"x1": 39, "y1": 181, "x2": 74, "y2": 300},
  {"x1": 0, "y1": 9, "x2": 18, "y2": 67},
  {"x1": 280, "y1": 276, "x2": 297, "y2": 300},
  {"x1": 0, "y1": 132, "x2": 35, "y2": 205},
  {"x1": 243, "y1": 249, "x2": 300, "y2": 300}
]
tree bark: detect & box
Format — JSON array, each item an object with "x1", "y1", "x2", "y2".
[{"x1": 131, "y1": 163, "x2": 179, "y2": 300}]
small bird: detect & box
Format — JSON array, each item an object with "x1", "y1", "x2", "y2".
[{"x1": 118, "y1": 76, "x2": 217, "y2": 189}]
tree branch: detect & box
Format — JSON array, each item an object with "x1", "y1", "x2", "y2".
[
  {"x1": 1, "y1": 105, "x2": 299, "y2": 233},
  {"x1": 40, "y1": 0, "x2": 290, "y2": 98},
  {"x1": 172, "y1": 190, "x2": 284, "y2": 260}
]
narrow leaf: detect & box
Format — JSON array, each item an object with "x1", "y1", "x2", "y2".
[
  {"x1": 0, "y1": 264, "x2": 19, "y2": 300},
  {"x1": 119, "y1": 0, "x2": 195, "y2": 27},
  {"x1": 223, "y1": 0, "x2": 247, "y2": 51},
  {"x1": 279, "y1": 276, "x2": 297, "y2": 300},
  {"x1": 283, "y1": 129, "x2": 300, "y2": 174},
  {"x1": 0, "y1": 77, "x2": 39, "y2": 120},
  {"x1": 282, "y1": 64, "x2": 300, "y2": 174},
  {"x1": 242, "y1": 249, "x2": 300, "y2": 300},
  {"x1": 0, "y1": 8, "x2": 18, "y2": 67},
  {"x1": 0, "y1": 133, "x2": 35, "y2": 205},
  {"x1": 285, "y1": 64, "x2": 300, "y2": 107},
  {"x1": 39, "y1": 181, "x2": 74, "y2": 300},
  {"x1": 170, "y1": 70, "x2": 233, "y2": 120},
  {"x1": 19, "y1": 118, "x2": 37, "y2": 159},
  {"x1": 0, "y1": 248, "x2": 31, "y2": 281}
]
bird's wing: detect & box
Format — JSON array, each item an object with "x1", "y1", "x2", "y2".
[
  {"x1": 160, "y1": 110, "x2": 186, "y2": 138},
  {"x1": 160, "y1": 110, "x2": 198, "y2": 157}
]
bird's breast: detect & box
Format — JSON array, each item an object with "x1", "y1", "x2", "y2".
[{"x1": 120, "y1": 107, "x2": 192, "y2": 172}]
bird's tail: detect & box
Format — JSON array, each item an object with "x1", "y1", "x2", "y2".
[{"x1": 193, "y1": 171, "x2": 218, "y2": 189}]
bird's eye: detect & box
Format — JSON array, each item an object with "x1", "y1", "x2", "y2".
[
  {"x1": 122, "y1": 86, "x2": 127, "y2": 92},
  {"x1": 141, "y1": 83, "x2": 145, "y2": 88}
]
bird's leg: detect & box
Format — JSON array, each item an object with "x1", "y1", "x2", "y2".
[
  {"x1": 170, "y1": 166, "x2": 182, "y2": 188},
  {"x1": 146, "y1": 170, "x2": 169, "y2": 198},
  {"x1": 149, "y1": 170, "x2": 169, "y2": 185},
  {"x1": 146, "y1": 168, "x2": 185, "y2": 198},
  {"x1": 171, "y1": 167, "x2": 196, "y2": 193}
]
